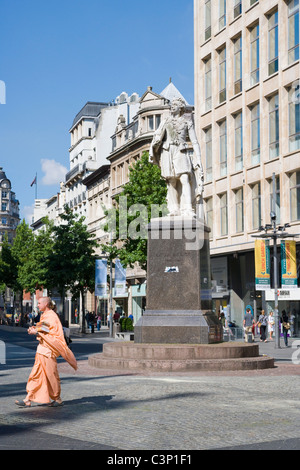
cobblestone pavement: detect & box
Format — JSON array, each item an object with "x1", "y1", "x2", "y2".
[{"x1": 1, "y1": 330, "x2": 300, "y2": 451}]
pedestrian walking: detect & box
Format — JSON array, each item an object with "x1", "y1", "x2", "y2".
[
  {"x1": 15, "y1": 296, "x2": 77, "y2": 408},
  {"x1": 243, "y1": 308, "x2": 255, "y2": 342},
  {"x1": 281, "y1": 310, "x2": 290, "y2": 347},
  {"x1": 90, "y1": 311, "x2": 95, "y2": 333},
  {"x1": 268, "y1": 311, "x2": 275, "y2": 340},
  {"x1": 256, "y1": 309, "x2": 268, "y2": 342},
  {"x1": 96, "y1": 313, "x2": 102, "y2": 331}
]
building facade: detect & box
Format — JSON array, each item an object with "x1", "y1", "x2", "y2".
[
  {"x1": 0, "y1": 167, "x2": 20, "y2": 244},
  {"x1": 0, "y1": 167, "x2": 20, "y2": 314},
  {"x1": 66, "y1": 95, "x2": 140, "y2": 221},
  {"x1": 194, "y1": 0, "x2": 300, "y2": 330}
]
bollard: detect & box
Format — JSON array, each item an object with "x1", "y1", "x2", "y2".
[{"x1": 0, "y1": 340, "x2": 6, "y2": 364}]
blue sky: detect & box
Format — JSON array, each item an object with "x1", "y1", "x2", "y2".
[{"x1": 0, "y1": 0, "x2": 195, "y2": 222}]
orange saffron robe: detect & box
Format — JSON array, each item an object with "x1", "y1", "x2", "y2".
[{"x1": 26, "y1": 310, "x2": 77, "y2": 404}]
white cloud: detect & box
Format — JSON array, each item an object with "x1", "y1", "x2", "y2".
[
  {"x1": 41, "y1": 159, "x2": 67, "y2": 186},
  {"x1": 22, "y1": 204, "x2": 35, "y2": 225}
]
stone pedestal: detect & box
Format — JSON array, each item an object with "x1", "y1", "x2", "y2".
[{"x1": 134, "y1": 217, "x2": 222, "y2": 344}]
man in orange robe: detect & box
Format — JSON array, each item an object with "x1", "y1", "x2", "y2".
[{"x1": 15, "y1": 297, "x2": 77, "y2": 408}]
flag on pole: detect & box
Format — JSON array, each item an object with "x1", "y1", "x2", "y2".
[
  {"x1": 30, "y1": 175, "x2": 37, "y2": 187},
  {"x1": 281, "y1": 240, "x2": 297, "y2": 288},
  {"x1": 95, "y1": 259, "x2": 108, "y2": 297},
  {"x1": 114, "y1": 259, "x2": 127, "y2": 296},
  {"x1": 255, "y1": 239, "x2": 271, "y2": 290}
]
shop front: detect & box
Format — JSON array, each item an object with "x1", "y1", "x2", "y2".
[{"x1": 265, "y1": 288, "x2": 300, "y2": 337}]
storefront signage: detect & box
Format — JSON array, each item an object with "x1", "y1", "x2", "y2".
[
  {"x1": 281, "y1": 240, "x2": 297, "y2": 288},
  {"x1": 255, "y1": 239, "x2": 270, "y2": 290},
  {"x1": 265, "y1": 288, "x2": 300, "y2": 301}
]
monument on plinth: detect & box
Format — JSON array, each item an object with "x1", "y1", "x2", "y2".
[
  {"x1": 88, "y1": 97, "x2": 274, "y2": 372},
  {"x1": 134, "y1": 98, "x2": 222, "y2": 344}
]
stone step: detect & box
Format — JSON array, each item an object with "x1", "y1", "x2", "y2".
[
  {"x1": 88, "y1": 353, "x2": 274, "y2": 372},
  {"x1": 100, "y1": 341, "x2": 260, "y2": 361}
]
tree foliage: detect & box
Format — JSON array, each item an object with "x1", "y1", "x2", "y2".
[{"x1": 48, "y1": 205, "x2": 98, "y2": 300}]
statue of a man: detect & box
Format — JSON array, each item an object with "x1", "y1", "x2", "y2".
[{"x1": 149, "y1": 98, "x2": 204, "y2": 217}]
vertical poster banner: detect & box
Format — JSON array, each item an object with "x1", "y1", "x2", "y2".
[
  {"x1": 281, "y1": 240, "x2": 297, "y2": 288},
  {"x1": 255, "y1": 239, "x2": 271, "y2": 290},
  {"x1": 115, "y1": 259, "x2": 127, "y2": 296},
  {"x1": 95, "y1": 259, "x2": 107, "y2": 297}
]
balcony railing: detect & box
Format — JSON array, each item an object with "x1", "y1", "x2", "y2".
[{"x1": 65, "y1": 164, "x2": 83, "y2": 183}]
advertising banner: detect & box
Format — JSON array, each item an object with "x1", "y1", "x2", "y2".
[
  {"x1": 281, "y1": 240, "x2": 297, "y2": 288},
  {"x1": 255, "y1": 239, "x2": 271, "y2": 290},
  {"x1": 95, "y1": 259, "x2": 107, "y2": 297},
  {"x1": 114, "y1": 259, "x2": 127, "y2": 296}
]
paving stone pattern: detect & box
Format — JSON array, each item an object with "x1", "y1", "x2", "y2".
[{"x1": 1, "y1": 329, "x2": 300, "y2": 450}]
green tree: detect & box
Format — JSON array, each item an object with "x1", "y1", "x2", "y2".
[
  {"x1": 48, "y1": 205, "x2": 98, "y2": 332},
  {"x1": 0, "y1": 234, "x2": 19, "y2": 315},
  {"x1": 103, "y1": 151, "x2": 167, "y2": 270},
  {"x1": 12, "y1": 218, "x2": 54, "y2": 295}
]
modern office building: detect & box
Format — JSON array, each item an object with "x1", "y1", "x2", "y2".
[{"x1": 194, "y1": 0, "x2": 300, "y2": 329}]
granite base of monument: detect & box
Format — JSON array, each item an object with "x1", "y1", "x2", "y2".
[
  {"x1": 88, "y1": 216, "x2": 275, "y2": 371},
  {"x1": 134, "y1": 216, "x2": 222, "y2": 344}
]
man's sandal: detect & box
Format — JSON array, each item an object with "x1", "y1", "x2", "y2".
[{"x1": 15, "y1": 400, "x2": 31, "y2": 408}]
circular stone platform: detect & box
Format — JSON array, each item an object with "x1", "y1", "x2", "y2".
[{"x1": 88, "y1": 342, "x2": 274, "y2": 372}]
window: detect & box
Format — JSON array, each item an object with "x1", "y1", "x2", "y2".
[
  {"x1": 155, "y1": 115, "x2": 161, "y2": 129},
  {"x1": 234, "y1": 0, "x2": 242, "y2": 18},
  {"x1": 219, "y1": 119, "x2": 227, "y2": 176},
  {"x1": 204, "y1": 57, "x2": 212, "y2": 111},
  {"x1": 288, "y1": 83, "x2": 300, "y2": 151},
  {"x1": 219, "y1": 0, "x2": 226, "y2": 29},
  {"x1": 250, "y1": 23, "x2": 259, "y2": 85},
  {"x1": 234, "y1": 111, "x2": 243, "y2": 171},
  {"x1": 220, "y1": 193, "x2": 228, "y2": 236},
  {"x1": 1, "y1": 202, "x2": 7, "y2": 212},
  {"x1": 219, "y1": 46, "x2": 226, "y2": 103},
  {"x1": 250, "y1": 102, "x2": 260, "y2": 164},
  {"x1": 288, "y1": 0, "x2": 299, "y2": 64},
  {"x1": 205, "y1": 0, "x2": 212, "y2": 40},
  {"x1": 268, "y1": 10, "x2": 279, "y2": 75},
  {"x1": 88, "y1": 128, "x2": 92, "y2": 137},
  {"x1": 250, "y1": 0, "x2": 258, "y2": 5},
  {"x1": 234, "y1": 35, "x2": 242, "y2": 94},
  {"x1": 269, "y1": 93, "x2": 279, "y2": 159},
  {"x1": 252, "y1": 183, "x2": 261, "y2": 229},
  {"x1": 290, "y1": 171, "x2": 300, "y2": 220},
  {"x1": 235, "y1": 188, "x2": 244, "y2": 232},
  {"x1": 270, "y1": 176, "x2": 280, "y2": 222},
  {"x1": 148, "y1": 116, "x2": 154, "y2": 131},
  {"x1": 1, "y1": 191, "x2": 7, "y2": 199},
  {"x1": 205, "y1": 197, "x2": 214, "y2": 237},
  {"x1": 205, "y1": 126, "x2": 212, "y2": 182},
  {"x1": 1, "y1": 218, "x2": 7, "y2": 226}
]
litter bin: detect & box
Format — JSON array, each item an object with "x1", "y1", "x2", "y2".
[
  {"x1": 247, "y1": 332, "x2": 253, "y2": 343},
  {"x1": 113, "y1": 322, "x2": 121, "y2": 336}
]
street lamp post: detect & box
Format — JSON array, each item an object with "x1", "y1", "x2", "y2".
[{"x1": 252, "y1": 173, "x2": 299, "y2": 349}]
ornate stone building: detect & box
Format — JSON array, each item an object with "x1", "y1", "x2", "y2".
[
  {"x1": 0, "y1": 167, "x2": 20, "y2": 314},
  {"x1": 0, "y1": 167, "x2": 20, "y2": 244}
]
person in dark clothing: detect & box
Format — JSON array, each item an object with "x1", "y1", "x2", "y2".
[
  {"x1": 280, "y1": 310, "x2": 290, "y2": 347},
  {"x1": 256, "y1": 309, "x2": 268, "y2": 342}
]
